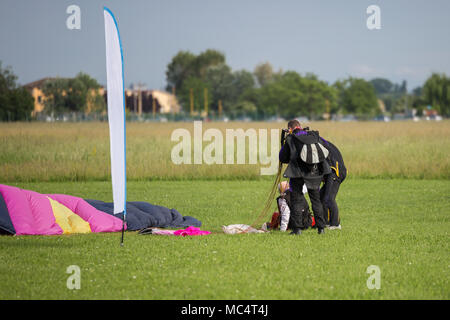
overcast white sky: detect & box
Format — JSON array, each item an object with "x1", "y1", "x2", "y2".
[{"x1": 1, "y1": 0, "x2": 449, "y2": 91}]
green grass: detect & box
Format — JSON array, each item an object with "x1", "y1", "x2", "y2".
[{"x1": 0, "y1": 179, "x2": 449, "y2": 299}]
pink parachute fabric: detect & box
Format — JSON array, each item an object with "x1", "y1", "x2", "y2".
[
  {"x1": 151, "y1": 226, "x2": 211, "y2": 237},
  {"x1": 174, "y1": 226, "x2": 211, "y2": 236}
]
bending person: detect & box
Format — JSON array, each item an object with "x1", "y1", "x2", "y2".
[{"x1": 279, "y1": 119, "x2": 331, "y2": 235}]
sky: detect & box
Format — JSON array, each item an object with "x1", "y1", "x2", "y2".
[{"x1": 1, "y1": 0, "x2": 449, "y2": 91}]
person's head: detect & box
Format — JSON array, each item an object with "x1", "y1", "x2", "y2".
[
  {"x1": 287, "y1": 119, "x2": 302, "y2": 133},
  {"x1": 278, "y1": 181, "x2": 289, "y2": 194}
]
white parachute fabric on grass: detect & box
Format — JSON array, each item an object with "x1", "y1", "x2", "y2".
[{"x1": 104, "y1": 7, "x2": 126, "y2": 215}]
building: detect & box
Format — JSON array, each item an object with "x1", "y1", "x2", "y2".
[
  {"x1": 23, "y1": 77, "x2": 54, "y2": 116},
  {"x1": 123, "y1": 88, "x2": 181, "y2": 115}
]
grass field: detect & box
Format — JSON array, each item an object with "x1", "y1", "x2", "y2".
[
  {"x1": 0, "y1": 179, "x2": 449, "y2": 300},
  {"x1": 0, "y1": 121, "x2": 449, "y2": 300},
  {"x1": 0, "y1": 120, "x2": 449, "y2": 181}
]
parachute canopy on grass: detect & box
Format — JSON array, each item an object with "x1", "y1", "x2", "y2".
[{"x1": 0, "y1": 184, "x2": 201, "y2": 235}]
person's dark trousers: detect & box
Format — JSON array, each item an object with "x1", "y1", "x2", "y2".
[
  {"x1": 290, "y1": 178, "x2": 326, "y2": 230},
  {"x1": 306, "y1": 185, "x2": 326, "y2": 229},
  {"x1": 289, "y1": 178, "x2": 310, "y2": 229},
  {"x1": 320, "y1": 173, "x2": 341, "y2": 226}
]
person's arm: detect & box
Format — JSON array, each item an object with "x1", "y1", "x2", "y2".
[
  {"x1": 278, "y1": 198, "x2": 291, "y2": 232},
  {"x1": 279, "y1": 137, "x2": 291, "y2": 164},
  {"x1": 322, "y1": 173, "x2": 333, "y2": 204}
]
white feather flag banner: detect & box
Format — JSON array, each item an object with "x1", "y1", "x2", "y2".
[{"x1": 104, "y1": 7, "x2": 126, "y2": 216}]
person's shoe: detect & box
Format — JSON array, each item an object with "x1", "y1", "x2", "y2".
[
  {"x1": 290, "y1": 228, "x2": 302, "y2": 235},
  {"x1": 318, "y1": 228, "x2": 325, "y2": 235},
  {"x1": 328, "y1": 224, "x2": 342, "y2": 230}
]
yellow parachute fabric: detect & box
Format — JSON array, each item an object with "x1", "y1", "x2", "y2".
[{"x1": 47, "y1": 197, "x2": 91, "y2": 234}]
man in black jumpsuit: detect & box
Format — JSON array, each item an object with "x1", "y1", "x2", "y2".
[
  {"x1": 319, "y1": 139, "x2": 346, "y2": 229},
  {"x1": 279, "y1": 120, "x2": 330, "y2": 235}
]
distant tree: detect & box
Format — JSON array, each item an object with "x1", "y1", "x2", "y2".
[
  {"x1": 408, "y1": 88, "x2": 425, "y2": 115},
  {"x1": 41, "y1": 78, "x2": 69, "y2": 114},
  {"x1": 0, "y1": 62, "x2": 34, "y2": 121},
  {"x1": 399, "y1": 80, "x2": 407, "y2": 94},
  {"x1": 369, "y1": 78, "x2": 410, "y2": 114},
  {"x1": 389, "y1": 80, "x2": 407, "y2": 95},
  {"x1": 422, "y1": 73, "x2": 450, "y2": 116},
  {"x1": 71, "y1": 72, "x2": 105, "y2": 112},
  {"x1": 4, "y1": 87, "x2": 34, "y2": 121},
  {"x1": 229, "y1": 100, "x2": 257, "y2": 118},
  {"x1": 42, "y1": 72, "x2": 104, "y2": 114},
  {"x1": 244, "y1": 70, "x2": 337, "y2": 119},
  {"x1": 194, "y1": 49, "x2": 226, "y2": 79},
  {"x1": 222, "y1": 70, "x2": 255, "y2": 114},
  {"x1": 165, "y1": 51, "x2": 197, "y2": 93},
  {"x1": 370, "y1": 78, "x2": 394, "y2": 95},
  {"x1": 231, "y1": 70, "x2": 255, "y2": 100},
  {"x1": 390, "y1": 95, "x2": 409, "y2": 114},
  {"x1": 166, "y1": 49, "x2": 228, "y2": 114},
  {"x1": 178, "y1": 76, "x2": 212, "y2": 113},
  {"x1": 253, "y1": 62, "x2": 274, "y2": 87},
  {"x1": 412, "y1": 86, "x2": 422, "y2": 97},
  {"x1": 165, "y1": 49, "x2": 225, "y2": 94},
  {"x1": 206, "y1": 64, "x2": 255, "y2": 112},
  {"x1": 204, "y1": 64, "x2": 234, "y2": 112},
  {"x1": 295, "y1": 72, "x2": 337, "y2": 119},
  {"x1": 66, "y1": 77, "x2": 87, "y2": 111},
  {"x1": 335, "y1": 77, "x2": 379, "y2": 118}
]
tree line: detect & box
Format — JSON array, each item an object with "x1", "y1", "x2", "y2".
[
  {"x1": 166, "y1": 49, "x2": 450, "y2": 119},
  {"x1": 1, "y1": 54, "x2": 450, "y2": 121},
  {"x1": 0, "y1": 62, "x2": 105, "y2": 122}
]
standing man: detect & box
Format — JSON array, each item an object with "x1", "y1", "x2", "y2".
[
  {"x1": 279, "y1": 120, "x2": 331, "y2": 235},
  {"x1": 320, "y1": 139, "x2": 346, "y2": 230}
]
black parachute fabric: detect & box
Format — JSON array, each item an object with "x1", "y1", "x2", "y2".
[
  {"x1": 0, "y1": 192, "x2": 15, "y2": 235},
  {"x1": 85, "y1": 200, "x2": 202, "y2": 231}
]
